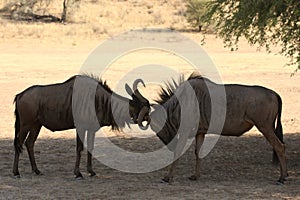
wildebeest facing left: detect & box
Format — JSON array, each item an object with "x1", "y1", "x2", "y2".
[
  {"x1": 148, "y1": 73, "x2": 287, "y2": 184},
  {"x1": 13, "y1": 75, "x2": 150, "y2": 178}
]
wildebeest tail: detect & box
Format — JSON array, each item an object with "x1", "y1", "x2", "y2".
[
  {"x1": 274, "y1": 94, "x2": 283, "y2": 144},
  {"x1": 14, "y1": 95, "x2": 23, "y2": 154}
]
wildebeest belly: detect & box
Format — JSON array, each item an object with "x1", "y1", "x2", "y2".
[
  {"x1": 221, "y1": 120, "x2": 254, "y2": 136},
  {"x1": 39, "y1": 108, "x2": 75, "y2": 132}
]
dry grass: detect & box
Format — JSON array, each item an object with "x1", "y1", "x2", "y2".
[{"x1": 0, "y1": 0, "x2": 189, "y2": 41}]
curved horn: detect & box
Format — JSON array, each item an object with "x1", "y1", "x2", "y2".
[
  {"x1": 125, "y1": 83, "x2": 133, "y2": 96},
  {"x1": 133, "y1": 79, "x2": 148, "y2": 103},
  {"x1": 137, "y1": 106, "x2": 149, "y2": 130},
  {"x1": 133, "y1": 79, "x2": 146, "y2": 91}
]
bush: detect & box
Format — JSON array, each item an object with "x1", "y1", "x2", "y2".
[
  {"x1": 4, "y1": 0, "x2": 51, "y2": 16},
  {"x1": 0, "y1": 0, "x2": 80, "y2": 23},
  {"x1": 185, "y1": 0, "x2": 209, "y2": 32}
]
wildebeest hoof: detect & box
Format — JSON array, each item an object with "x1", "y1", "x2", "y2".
[
  {"x1": 33, "y1": 170, "x2": 43, "y2": 176},
  {"x1": 75, "y1": 172, "x2": 83, "y2": 180},
  {"x1": 276, "y1": 178, "x2": 286, "y2": 185},
  {"x1": 89, "y1": 171, "x2": 96, "y2": 177},
  {"x1": 13, "y1": 174, "x2": 21, "y2": 179},
  {"x1": 160, "y1": 179, "x2": 168, "y2": 184},
  {"x1": 76, "y1": 176, "x2": 84, "y2": 180},
  {"x1": 160, "y1": 177, "x2": 173, "y2": 184},
  {"x1": 276, "y1": 180, "x2": 284, "y2": 185},
  {"x1": 188, "y1": 175, "x2": 199, "y2": 181}
]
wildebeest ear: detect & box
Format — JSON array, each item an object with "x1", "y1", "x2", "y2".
[{"x1": 125, "y1": 84, "x2": 133, "y2": 96}]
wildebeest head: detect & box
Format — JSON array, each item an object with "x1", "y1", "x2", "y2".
[
  {"x1": 149, "y1": 103, "x2": 180, "y2": 151},
  {"x1": 148, "y1": 74, "x2": 201, "y2": 151},
  {"x1": 148, "y1": 77, "x2": 186, "y2": 151},
  {"x1": 125, "y1": 79, "x2": 151, "y2": 130}
]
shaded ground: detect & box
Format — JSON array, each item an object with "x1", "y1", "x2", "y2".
[{"x1": 0, "y1": 133, "x2": 299, "y2": 199}]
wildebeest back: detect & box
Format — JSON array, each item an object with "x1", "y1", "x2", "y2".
[{"x1": 16, "y1": 77, "x2": 76, "y2": 132}]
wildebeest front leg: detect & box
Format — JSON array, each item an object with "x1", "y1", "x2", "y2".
[
  {"x1": 87, "y1": 131, "x2": 96, "y2": 176},
  {"x1": 25, "y1": 124, "x2": 42, "y2": 175},
  {"x1": 189, "y1": 133, "x2": 205, "y2": 181},
  {"x1": 162, "y1": 132, "x2": 189, "y2": 183},
  {"x1": 74, "y1": 129, "x2": 85, "y2": 179}
]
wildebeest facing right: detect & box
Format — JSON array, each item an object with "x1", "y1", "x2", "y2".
[
  {"x1": 13, "y1": 75, "x2": 150, "y2": 179},
  {"x1": 149, "y1": 73, "x2": 287, "y2": 184}
]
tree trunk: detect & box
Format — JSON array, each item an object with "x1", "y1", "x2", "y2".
[
  {"x1": 61, "y1": 0, "x2": 67, "y2": 22},
  {"x1": 198, "y1": 25, "x2": 202, "y2": 32}
]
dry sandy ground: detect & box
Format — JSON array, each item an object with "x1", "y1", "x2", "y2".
[{"x1": 0, "y1": 33, "x2": 299, "y2": 199}]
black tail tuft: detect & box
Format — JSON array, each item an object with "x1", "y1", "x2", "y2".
[
  {"x1": 274, "y1": 94, "x2": 283, "y2": 143},
  {"x1": 272, "y1": 94, "x2": 283, "y2": 164},
  {"x1": 14, "y1": 95, "x2": 23, "y2": 154}
]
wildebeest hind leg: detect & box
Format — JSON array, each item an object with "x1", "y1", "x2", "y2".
[
  {"x1": 272, "y1": 150, "x2": 279, "y2": 165},
  {"x1": 25, "y1": 123, "x2": 42, "y2": 175},
  {"x1": 189, "y1": 133, "x2": 205, "y2": 181},
  {"x1": 87, "y1": 131, "x2": 96, "y2": 176},
  {"x1": 258, "y1": 126, "x2": 288, "y2": 184},
  {"x1": 74, "y1": 129, "x2": 85, "y2": 179},
  {"x1": 162, "y1": 159, "x2": 179, "y2": 183},
  {"x1": 13, "y1": 126, "x2": 30, "y2": 177}
]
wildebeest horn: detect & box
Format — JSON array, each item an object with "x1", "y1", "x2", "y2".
[
  {"x1": 133, "y1": 79, "x2": 148, "y2": 103},
  {"x1": 133, "y1": 79, "x2": 146, "y2": 90},
  {"x1": 137, "y1": 106, "x2": 149, "y2": 130},
  {"x1": 125, "y1": 83, "x2": 133, "y2": 96}
]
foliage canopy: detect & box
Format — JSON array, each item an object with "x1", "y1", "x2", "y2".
[{"x1": 195, "y1": 0, "x2": 300, "y2": 71}]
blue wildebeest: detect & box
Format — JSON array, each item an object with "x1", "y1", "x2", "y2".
[
  {"x1": 13, "y1": 75, "x2": 150, "y2": 179},
  {"x1": 149, "y1": 73, "x2": 287, "y2": 184}
]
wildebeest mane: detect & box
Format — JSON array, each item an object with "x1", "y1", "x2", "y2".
[
  {"x1": 155, "y1": 72, "x2": 204, "y2": 105},
  {"x1": 80, "y1": 74, "x2": 113, "y2": 94},
  {"x1": 78, "y1": 74, "x2": 124, "y2": 131}
]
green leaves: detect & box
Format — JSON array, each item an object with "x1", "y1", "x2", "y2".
[{"x1": 189, "y1": 0, "x2": 300, "y2": 71}]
